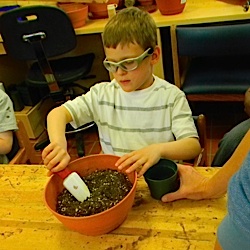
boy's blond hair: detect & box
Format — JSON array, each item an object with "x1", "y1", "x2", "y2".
[{"x1": 103, "y1": 7, "x2": 157, "y2": 50}]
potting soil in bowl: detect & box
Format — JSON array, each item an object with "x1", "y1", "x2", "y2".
[{"x1": 57, "y1": 169, "x2": 133, "y2": 217}]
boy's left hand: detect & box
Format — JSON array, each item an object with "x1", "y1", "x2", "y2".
[{"x1": 116, "y1": 144, "x2": 161, "y2": 177}]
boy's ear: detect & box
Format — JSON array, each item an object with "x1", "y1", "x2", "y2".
[{"x1": 151, "y1": 46, "x2": 161, "y2": 64}]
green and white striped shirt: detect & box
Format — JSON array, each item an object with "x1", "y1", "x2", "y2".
[{"x1": 64, "y1": 75, "x2": 198, "y2": 156}]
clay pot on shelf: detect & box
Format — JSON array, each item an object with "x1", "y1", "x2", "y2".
[
  {"x1": 88, "y1": 0, "x2": 119, "y2": 19},
  {"x1": 155, "y1": 0, "x2": 186, "y2": 15},
  {"x1": 57, "y1": 2, "x2": 89, "y2": 28},
  {"x1": 44, "y1": 154, "x2": 137, "y2": 236},
  {"x1": 137, "y1": 0, "x2": 155, "y2": 6}
]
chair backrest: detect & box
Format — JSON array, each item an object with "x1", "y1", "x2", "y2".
[
  {"x1": 176, "y1": 22, "x2": 250, "y2": 57},
  {"x1": 0, "y1": 5, "x2": 76, "y2": 60},
  {"x1": 170, "y1": 22, "x2": 250, "y2": 101},
  {"x1": 193, "y1": 114, "x2": 208, "y2": 166}
]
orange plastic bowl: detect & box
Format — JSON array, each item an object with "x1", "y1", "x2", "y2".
[{"x1": 44, "y1": 154, "x2": 137, "y2": 236}]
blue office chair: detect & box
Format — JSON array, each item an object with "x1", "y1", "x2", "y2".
[{"x1": 171, "y1": 21, "x2": 250, "y2": 102}]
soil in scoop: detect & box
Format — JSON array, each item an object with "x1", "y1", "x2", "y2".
[{"x1": 56, "y1": 169, "x2": 133, "y2": 217}]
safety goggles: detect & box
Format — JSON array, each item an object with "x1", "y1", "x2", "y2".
[{"x1": 103, "y1": 48, "x2": 153, "y2": 73}]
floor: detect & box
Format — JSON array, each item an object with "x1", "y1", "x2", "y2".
[{"x1": 57, "y1": 102, "x2": 248, "y2": 166}]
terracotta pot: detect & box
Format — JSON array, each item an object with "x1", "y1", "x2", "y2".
[
  {"x1": 138, "y1": 0, "x2": 155, "y2": 6},
  {"x1": 88, "y1": 0, "x2": 119, "y2": 19},
  {"x1": 57, "y1": 3, "x2": 88, "y2": 28},
  {"x1": 44, "y1": 154, "x2": 137, "y2": 236},
  {"x1": 155, "y1": 0, "x2": 186, "y2": 15}
]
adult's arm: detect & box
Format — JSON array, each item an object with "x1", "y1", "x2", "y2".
[
  {"x1": 162, "y1": 129, "x2": 250, "y2": 202},
  {"x1": 206, "y1": 128, "x2": 250, "y2": 198}
]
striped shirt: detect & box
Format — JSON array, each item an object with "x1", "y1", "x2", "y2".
[{"x1": 63, "y1": 75, "x2": 198, "y2": 156}]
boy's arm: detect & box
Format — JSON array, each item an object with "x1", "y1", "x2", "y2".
[
  {"x1": 46, "y1": 106, "x2": 72, "y2": 145},
  {"x1": 42, "y1": 105, "x2": 73, "y2": 172},
  {"x1": 0, "y1": 131, "x2": 13, "y2": 154},
  {"x1": 117, "y1": 137, "x2": 200, "y2": 177},
  {"x1": 159, "y1": 137, "x2": 201, "y2": 161},
  {"x1": 162, "y1": 129, "x2": 250, "y2": 202}
]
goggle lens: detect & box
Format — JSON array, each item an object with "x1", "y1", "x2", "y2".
[{"x1": 103, "y1": 48, "x2": 153, "y2": 73}]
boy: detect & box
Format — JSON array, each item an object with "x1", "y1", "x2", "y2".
[
  {"x1": 0, "y1": 89, "x2": 18, "y2": 163},
  {"x1": 42, "y1": 7, "x2": 201, "y2": 177}
]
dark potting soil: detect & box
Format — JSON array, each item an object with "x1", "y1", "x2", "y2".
[{"x1": 56, "y1": 169, "x2": 133, "y2": 217}]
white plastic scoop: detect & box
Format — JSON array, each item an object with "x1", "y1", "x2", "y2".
[{"x1": 56, "y1": 168, "x2": 90, "y2": 202}]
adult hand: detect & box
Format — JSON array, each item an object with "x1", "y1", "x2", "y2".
[
  {"x1": 42, "y1": 142, "x2": 70, "y2": 174},
  {"x1": 161, "y1": 164, "x2": 209, "y2": 202},
  {"x1": 116, "y1": 144, "x2": 161, "y2": 177}
]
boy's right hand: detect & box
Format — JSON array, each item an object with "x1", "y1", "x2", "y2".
[{"x1": 42, "y1": 142, "x2": 70, "y2": 174}]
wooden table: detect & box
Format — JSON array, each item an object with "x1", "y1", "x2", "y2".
[{"x1": 0, "y1": 165, "x2": 226, "y2": 250}]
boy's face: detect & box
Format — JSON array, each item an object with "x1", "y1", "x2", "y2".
[{"x1": 104, "y1": 43, "x2": 159, "y2": 92}]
